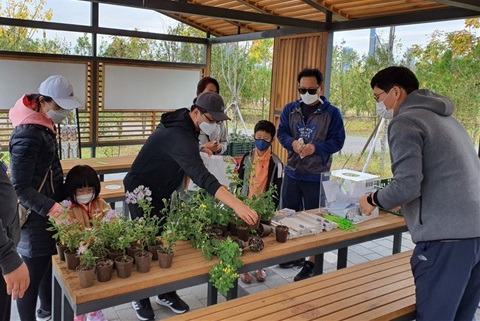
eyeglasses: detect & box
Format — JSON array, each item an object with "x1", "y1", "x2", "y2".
[
  {"x1": 373, "y1": 91, "x2": 386, "y2": 102},
  {"x1": 298, "y1": 87, "x2": 319, "y2": 95},
  {"x1": 202, "y1": 113, "x2": 222, "y2": 124}
]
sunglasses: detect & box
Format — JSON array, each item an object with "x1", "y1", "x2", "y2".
[{"x1": 298, "y1": 87, "x2": 319, "y2": 95}]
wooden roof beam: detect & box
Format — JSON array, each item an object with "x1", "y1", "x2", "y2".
[
  {"x1": 433, "y1": 0, "x2": 480, "y2": 12},
  {"x1": 82, "y1": 0, "x2": 326, "y2": 30},
  {"x1": 234, "y1": 0, "x2": 272, "y2": 14},
  {"x1": 300, "y1": 0, "x2": 349, "y2": 21}
]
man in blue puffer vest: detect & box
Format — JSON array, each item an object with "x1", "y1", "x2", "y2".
[{"x1": 277, "y1": 68, "x2": 345, "y2": 281}]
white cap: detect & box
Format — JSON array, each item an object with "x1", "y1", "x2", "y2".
[{"x1": 38, "y1": 75, "x2": 81, "y2": 110}]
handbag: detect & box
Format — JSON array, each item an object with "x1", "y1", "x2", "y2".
[{"x1": 18, "y1": 165, "x2": 53, "y2": 228}]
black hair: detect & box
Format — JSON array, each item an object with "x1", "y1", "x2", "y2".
[
  {"x1": 26, "y1": 94, "x2": 53, "y2": 104},
  {"x1": 63, "y1": 165, "x2": 101, "y2": 203},
  {"x1": 297, "y1": 68, "x2": 323, "y2": 86},
  {"x1": 196, "y1": 77, "x2": 220, "y2": 96},
  {"x1": 254, "y1": 120, "x2": 276, "y2": 138},
  {"x1": 370, "y1": 66, "x2": 419, "y2": 94}
]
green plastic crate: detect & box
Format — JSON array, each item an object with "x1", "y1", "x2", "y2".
[{"x1": 226, "y1": 142, "x2": 255, "y2": 156}]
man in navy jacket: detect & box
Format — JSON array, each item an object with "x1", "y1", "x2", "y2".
[{"x1": 277, "y1": 68, "x2": 345, "y2": 281}]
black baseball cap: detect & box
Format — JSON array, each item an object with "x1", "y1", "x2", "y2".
[{"x1": 195, "y1": 92, "x2": 230, "y2": 121}]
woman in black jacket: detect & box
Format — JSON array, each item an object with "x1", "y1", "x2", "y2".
[{"x1": 9, "y1": 75, "x2": 80, "y2": 321}]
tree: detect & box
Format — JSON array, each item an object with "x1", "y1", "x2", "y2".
[
  {"x1": 211, "y1": 41, "x2": 254, "y2": 133},
  {"x1": 411, "y1": 18, "x2": 480, "y2": 142},
  {"x1": 0, "y1": 0, "x2": 52, "y2": 51}
]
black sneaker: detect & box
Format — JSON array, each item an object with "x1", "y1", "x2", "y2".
[
  {"x1": 294, "y1": 261, "x2": 314, "y2": 282},
  {"x1": 156, "y1": 291, "x2": 189, "y2": 314},
  {"x1": 36, "y1": 309, "x2": 52, "y2": 321},
  {"x1": 131, "y1": 299, "x2": 155, "y2": 321},
  {"x1": 279, "y1": 258, "x2": 305, "y2": 268}
]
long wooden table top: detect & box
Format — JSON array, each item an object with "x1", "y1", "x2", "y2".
[
  {"x1": 52, "y1": 211, "x2": 407, "y2": 308},
  {"x1": 61, "y1": 155, "x2": 136, "y2": 175},
  {"x1": 169, "y1": 251, "x2": 415, "y2": 321}
]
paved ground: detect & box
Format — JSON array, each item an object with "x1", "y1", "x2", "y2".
[{"x1": 10, "y1": 232, "x2": 480, "y2": 320}]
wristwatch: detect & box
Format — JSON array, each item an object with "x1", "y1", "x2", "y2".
[{"x1": 366, "y1": 193, "x2": 376, "y2": 206}]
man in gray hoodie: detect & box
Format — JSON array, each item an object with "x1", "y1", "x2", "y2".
[{"x1": 360, "y1": 66, "x2": 480, "y2": 321}]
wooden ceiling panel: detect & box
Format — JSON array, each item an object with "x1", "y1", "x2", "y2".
[{"x1": 84, "y1": 0, "x2": 478, "y2": 37}]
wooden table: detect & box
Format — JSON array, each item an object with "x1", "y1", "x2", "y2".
[
  {"x1": 61, "y1": 155, "x2": 136, "y2": 178},
  {"x1": 52, "y1": 211, "x2": 407, "y2": 320},
  {"x1": 99, "y1": 180, "x2": 129, "y2": 216}
]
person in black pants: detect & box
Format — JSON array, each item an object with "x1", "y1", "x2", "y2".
[
  {"x1": 9, "y1": 75, "x2": 81, "y2": 321},
  {"x1": 0, "y1": 168, "x2": 30, "y2": 321},
  {"x1": 124, "y1": 92, "x2": 258, "y2": 321}
]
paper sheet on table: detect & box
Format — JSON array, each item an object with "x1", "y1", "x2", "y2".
[{"x1": 187, "y1": 153, "x2": 235, "y2": 190}]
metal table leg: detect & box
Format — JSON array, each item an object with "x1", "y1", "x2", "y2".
[
  {"x1": 61, "y1": 293, "x2": 74, "y2": 321},
  {"x1": 207, "y1": 283, "x2": 218, "y2": 306},
  {"x1": 313, "y1": 253, "x2": 324, "y2": 275},
  {"x1": 393, "y1": 232, "x2": 402, "y2": 254},
  {"x1": 337, "y1": 247, "x2": 348, "y2": 269},
  {"x1": 52, "y1": 274, "x2": 62, "y2": 321},
  {"x1": 226, "y1": 280, "x2": 238, "y2": 300}
]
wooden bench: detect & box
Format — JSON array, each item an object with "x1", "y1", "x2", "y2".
[{"x1": 169, "y1": 250, "x2": 416, "y2": 321}]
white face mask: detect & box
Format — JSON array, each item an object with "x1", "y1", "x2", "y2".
[
  {"x1": 199, "y1": 121, "x2": 219, "y2": 136},
  {"x1": 300, "y1": 92, "x2": 319, "y2": 105},
  {"x1": 75, "y1": 193, "x2": 94, "y2": 205},
  {"x1": 375, "y1": 89, "x2": 396, "y2": 119},
  {"x1": 46, "y1": 109, "x2": 70, "y2": 124}
]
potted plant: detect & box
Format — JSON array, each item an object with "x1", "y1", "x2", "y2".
[
  {"x1": 235, "y1": 217, "x2": 250, "y2": 242},
  {"x1": 158, "y1": 210, "x2": 182, "y2": 269},
  {"x1": 100, "y1": 211, "x2": 127, "y2": 265},
  {"x1": 76, "y1": 234, "x2": 97, "y2": 288},
  {"x1": 126, "y1": 185, "x2": 165, "y2": 270},
  {"x1": 62, "y1": 220, "x2": 83, "y2": 270},
  {"x1": 47, "y1": 200, "x2": 75, "y2": 261},
  {"x1": 114, "y1": 233, "x2": 134, "y2": 278}
]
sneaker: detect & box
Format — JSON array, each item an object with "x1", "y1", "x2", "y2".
[
  {"x1": 36, "y1": 309, "x2": 52, "y2": 321},
  {"x1": 156, "y1": 292, "x2": 189, "y2": 314},
  {"x1": 131, "y1": 299, "x2": 155, "y2": 321},
  {"x1": 294, "y1": 261, "x2": 314, "y2": 282},
  {"x1": 87, "y1": 310, "x2": 107, "y2": 321},
  {"x1": 279, "y1": 258, "x2": 305, "y2": 268}
]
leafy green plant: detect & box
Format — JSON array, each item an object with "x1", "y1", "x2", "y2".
[{"x1": 208, "y1": 237, "x2": 243, "y2": 296}]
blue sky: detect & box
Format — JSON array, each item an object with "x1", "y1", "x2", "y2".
[{"x1": 7, "y1": 0, "x2": 469, "y2": 56}]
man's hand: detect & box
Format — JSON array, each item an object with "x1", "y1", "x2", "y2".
[
  {"x1": 233, "y1": 202, "x2": 258, "y2": 226},
  {"x1": 359, "y1": 194, "x2": 376, "y2": 216},
  {"x1": 200, "y1": 147, "x2": 213, "y2": 157},
  {"x1": 204, "y1": 141, "x2": 221, "y2": 153},
  {"x1": 4, "y1": 262, "x2": 30, "y2": 300},
  {"x1": 299, "y1": 143, "x2": 315, "y2": 158},
  {"x1": 292, "y1": 139, "x2": 304, "y2": 154}
]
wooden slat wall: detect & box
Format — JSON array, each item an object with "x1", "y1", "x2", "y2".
[
  {"x1": 0, "y1": 57, "x2": 92, "y2": 150},
  {"x1": 0, "y1": 57, "x2": 205, "y2": 150},
  {"x1": 269, "y1": 32, "x2": 328, "y2": 164}
]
